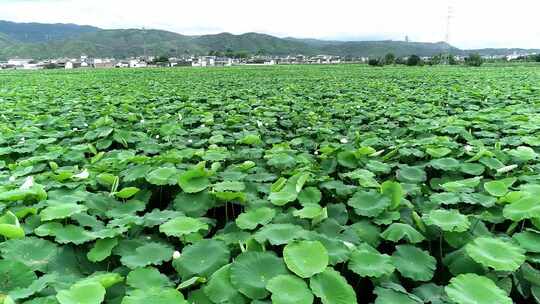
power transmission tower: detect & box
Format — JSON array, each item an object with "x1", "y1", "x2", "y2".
[
  {"x1": 444, "y1": 5, "x2": 453, "y2": 64},
  {"x1": 142, "y1": 27, "x2": 147, "y2": 60}
]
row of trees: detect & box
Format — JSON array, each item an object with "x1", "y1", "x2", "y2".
[{"x1": 368, "y1": 53, "x2": 483, "y2": 67}]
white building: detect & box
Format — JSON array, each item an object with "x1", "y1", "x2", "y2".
[
  {"x1": 192, "y1": 56, "x2": 216, "y2": 67},
  {"x1": 129, "y1": 59, "x2": 147, "y2": 68},
  {"x1": 8, "y1": 58, "x2": 32, "y2": 66}
]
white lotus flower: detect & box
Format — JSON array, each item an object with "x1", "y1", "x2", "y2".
[
  {"x1": 73, "y1": 169, "x2": 89, "y2": 180},
  {"x1": 497, "y1": 164, "x2": 518, "y2": 174},
  {"x1": 340, "y1": 138, "x2": 348, "y2": 144},
  {"x1": 155, "y1": 135, "x2": 160, "y2": 139},
  {"x1": 188, "y1": 139, "x2": 193, "y2": 143},
  {"x1": 201, "y1": 124, "x2": 205, "y2": 128},
  {"x1": 140, "y1": 119, "x2": 145, "y2": 124},
  {"x1": 256, "y1": 120, "x2": 263, "y2": 127},
  {"x1": 20, "y1": 176, "x2": 34, "y2": 190},
  {"x1": 464, "y1": 145, "x2": 473, "y2": 153},
  {"x1": 342, "y1": 241, "x2": 356, "y2": 250},
  {"x1": 8, "y1": 176, "x2": 16, "y2": 182},
  {"x1": 84, "y1": 123, "x2": 89, "y2": 127},
  {"x1": 72, "y1": 128, "x2": 78, "y2": 131},
  {"x1": 314, "y1": 151, "x2": 319, "y2": 155},
  {"x1": 173, "y1": 251, "x2": 181, "y2": 259},
  {"x1": 370, "y1": 150, "x2": 385, "y2": 157}
]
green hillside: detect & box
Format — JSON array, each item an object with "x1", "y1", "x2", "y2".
[{"x1": 1, "y1": 20, "x2": 536, "y2": 60}]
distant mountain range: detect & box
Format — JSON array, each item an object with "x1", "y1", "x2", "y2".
[{"x1": 0, "y1": 20, "x2": 539, "y2": 60}]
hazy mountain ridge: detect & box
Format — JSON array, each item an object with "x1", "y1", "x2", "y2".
[{"x1": 0, "y1": 20, "x2": 536, "y2": 59}]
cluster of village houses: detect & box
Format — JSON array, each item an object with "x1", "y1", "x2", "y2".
[
  {"x1": 0, "y1": 52, "x2": 535, "y2": 70},
  {"x1": 0, "y1": 54, "x2": 344, "y2": 70}
]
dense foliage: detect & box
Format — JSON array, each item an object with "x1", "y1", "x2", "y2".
[
  {"x1": 1, "y1": 65, "x2": 540, "y2": 304},
  {"x1": 465, "y1": 54, "x2": 483, "y2": 67}
]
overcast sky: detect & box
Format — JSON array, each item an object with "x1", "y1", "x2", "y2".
[{"x1": 0, "y1": 0, "x2": 539, "y2": 49}]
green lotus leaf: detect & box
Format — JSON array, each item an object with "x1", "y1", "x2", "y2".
[
  {"x1": 426, "y1": 147, "x2": 452, "y2": 158},
  {"x1": 80, "y1": 272, "x2": 124, "y2": 289},
  {"x1": 423, "y1": 209, "x2": 470, "y2": 232},
  {"x1": 445, "y1": 274, "x2": 511, "y2": 304},
  {"x1": 392, "y1": 245, "x2": 436, "y2": 282},
  {"x1": 513, "y1": 230, "x2": 540, "y2": 253},
  {"x1": 430, "y1": 158, "x2": 460, "y2": 171},
  {"x1": 0, "y1": 184, "x2": 47, "y2": 203},
  {"x1": 0, "y1": 237, "x2": 58, "y2": 271},
  {"x1": 173, "y1": 191, "x2": 215, "y2": 217},
  {"x1": 293, "y1": 204, "x2": 324, "y2": 219},
  {"x1": 348, "y1": 221, "x2": 382, "y2": 247},
  {"x1": 121, "y1": 288, "x2": 188, "y2": 304},
  {"x1": 0, "y1": 260, "x2": 36, "y2": 294},
  {"x1": 337, "y1": 151, "x2": 358, "y2": 169},
  {"x1": 238, "y1": 133, "x2": 262, "y2": 145},
  {"x1": 35, "y1": 223, "x2": 95, "y2": 245},
  {"x1": 309, "y1": 268, "x2": 357, "y2": 304},
  {"x1": 347, "y1": 190, "x2": 391, "y2": 217},
  {"x1": 374, "y1": 287, "x2": 420, "y2": 304},
  {"x1": 465, "y1": 237, "x2": 525, "y2": 271},
  {"x1": 441, "y1": 177, "x2": 482, "y2": 193},
  {"x1": 87, "y1": 238, "x2": 118, "y2": 262},
  {"x1": 8, "y1": 273, "x2": 57, "y2": 300},
  {"x1": 298, "y1": 187, "x2": 322, "y2": 205},
  {"x1": 254, "y1": 223, "x2": 306, "y2": 245},
  {"x1": 341, "y1": 169, "x2": 379, "y2": 188},
  {"x1": 443, "y1": 248, "x2": 485, "y2": 276},
  {"x1": 213, "y1": 181, "x2": 245, "y2": 192},
  {"x1": 54, "y1": 224, "x2": 95, "y2": 244},
  {"x1": 366, "y1": 160, "x2": 391, "y2": 174},
  {"x1": 115, "y1": 187, "x2": 140, "y2": 199},
  {"x1": 508, "y1": 146, "x2": 537, "y2": 162},
  {"x1": 146, "y1": 167, "x2": 178, "y2": 186},
  {"x1": 483, "y1": 180, "x2": 509, "y2": 197},
  {"x1": 396, "y1": 166, "x2": 426, "y2": 183},
  {"x1": 230, "y1": 251, "x2": 288, "y2": 299},
  {"x1": 269, "y1": 173, "x2": 309, "y2": 206},
  {"x1": 381, "y1": 223, "x2": 425, "y2": 243},
  {"x1": 203, "y1": 264, "x2": 243, "y2": 303},
  {"x1": 40, "y1": 203, "x2": 88, "y2": 221},
  {"x1": 120, "y1": 242, "x2": 173, "y2": 269},
  {"x1": 381, "y1": 181, "x2": 403, "y2": 210},
  {"x1": 430, "y1": 192, "x2": 460, "y2": 205},
  {"x1": 126, "y1": 267, "x2": 173, "y2": 290},
  {"x1": 266, "y1": 275, "x2": 314, "y2": 304},
  {"x1": 188, "y1": 288, "x2": 215, "y2": 304},
  {"x1": 56, "y1": 282, "x2": 105, "y2": 304},
  {"x1": 178, "y1": 164, "x2": 210, "y2": 193},
  {"x1": 236, "y1": 207, "x2": 276, "y2": 230},
  {"x1": 283, "y1": 240, "x2": 328, "y2": 278},
  {"x1": 348, "y1": 244, "x2": 395, "y2": 278},
  {"x1": 460, "y1": 163, "x2": 485, "y2": 176},
  {"x1": 412, "y1": 283, "x2": 446, "y2": 304},
  {"x1": 0, "y1": 212, "x2": 24, "y2": 239},
  {"x1": 159, "y1": 216, "x2": 208, "y2": 238},
  {"x1": 173, "y1": 239, "x2": 229, "y2": 280},
  {"x1": 503, "y1": 196, "x2": 540, "y2": 221},
  {"x1": 301, "y1": 232, "x2": 350, "y2": 266}
]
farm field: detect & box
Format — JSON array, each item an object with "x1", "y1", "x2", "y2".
[{"x1": 1, "y1": 65, "x2": 540, "y2": 304}]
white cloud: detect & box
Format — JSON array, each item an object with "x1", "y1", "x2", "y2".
[{"x1": 0, "y1": 0, "x2": 539, "y2": 49}]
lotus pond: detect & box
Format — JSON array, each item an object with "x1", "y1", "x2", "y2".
[{"x1": 1, "y1": 65, "x2": 540, "y2": 304}]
